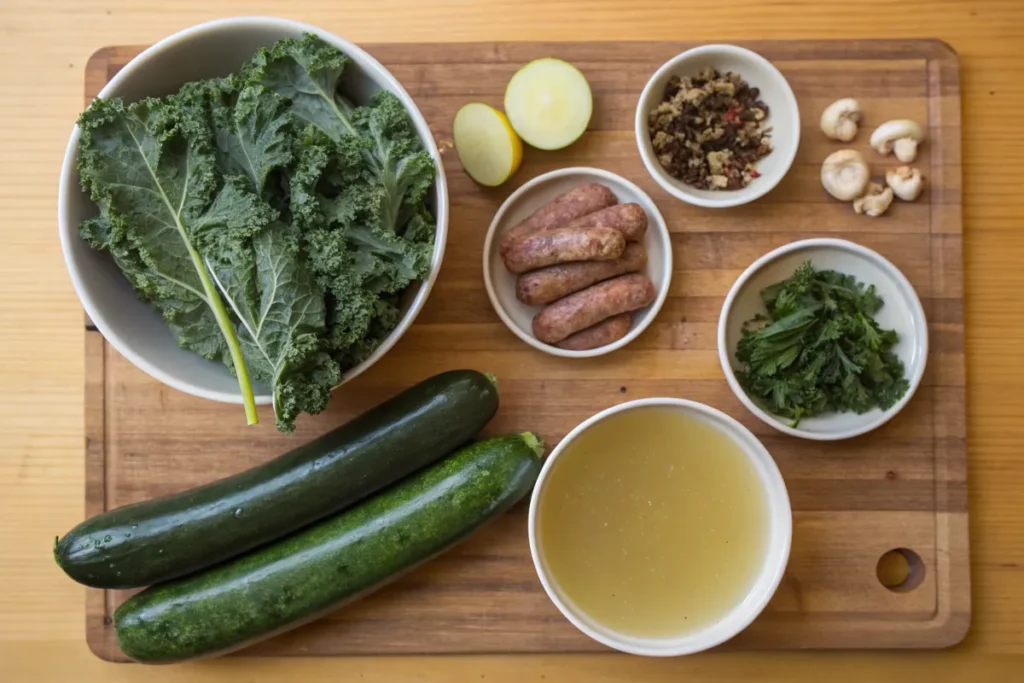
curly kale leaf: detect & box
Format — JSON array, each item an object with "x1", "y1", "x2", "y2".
[
  {"x1": 215, "y1": 86, "x2": 294, "y2": 196},
  {"x1": 177, "y1": 78, "x2": 294, "y2": 199},
  {"x1": 250, "y1": 34, "x2": 435, "y2": 369},
  {"x1": 77, "y1": 92, "x2": 336, "y2": 431},
  {"x1": 76, "y1": 97, "x2": 263, "y2": 426},
  {"x1": 352, "y1": 90, "x2": 436, "y2": 234},
  {"x1": 208, "y1": 222, "x2": 340, "y2": 432},
  {"x1": 735, "y1": 260, "x2": 909, "y2": 426},
  {"x1": 247, "y1": 34, "x2": 434, "y2": 235},
  {"x1": 245, "y1": 34, "x2": 356, "y2": 143}
]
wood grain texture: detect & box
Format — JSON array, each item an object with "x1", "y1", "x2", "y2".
[
  {"x1": 5, "y1": 1, "x2": 1024, "y2": 681},
  {"x1": 80, "y1": 40, "x2": 968, "y2": 662}
]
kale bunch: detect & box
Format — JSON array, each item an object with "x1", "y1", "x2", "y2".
[
  {"x1": 77, "y1": 34, "x2": 435, "y2": 432},
  {"x1": 735, "y1": 261, "x2": 910, "y2": 426}
]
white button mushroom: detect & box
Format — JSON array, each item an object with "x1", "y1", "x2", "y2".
[
  {"x1": 870, "y1": 119, "x2": 925, "y2": 162},
  {"x1": 820, "y1": 98, "x2": 862, "y2": 142},
  {"x1": 821, "y1": 149, "x2": 870, "y2": 201},
  {"x1": 853, "y1": 182, "x2": 894, "y2": 217},
  {"x1": 893, "y1": 138, "x2": 919, "y2": 163},
  {"x1": 885, "y1": 166, "x2": 924, "y2": 201}
]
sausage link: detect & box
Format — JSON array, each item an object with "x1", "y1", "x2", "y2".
[
  {"x1": 515, "y1": 243, "x2": 647, "y2": 306},
  {"x1": 532, "y1": 274, "x2": 657, "y2": 344},
  {"x1": 556, "y1": 313, "x2": 633, "y2": 351},
  {"x1": 501, "y1": 226, "x2": 624, "y2": 274},
  {"x1": 499, "y1": 183, "x2": 617, "y2": 256},
  {"x1": 562, "y1": 203, "x2": 648, "y2": 242}
]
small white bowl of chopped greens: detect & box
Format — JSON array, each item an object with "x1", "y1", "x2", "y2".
[
  {"x1": 58, "y1": 17, "x2": 448, "y2": 432},
  {"x1": 718, "y1": 238, "x2": 928, "y2": 440}
]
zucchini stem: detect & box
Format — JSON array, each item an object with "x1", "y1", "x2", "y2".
[
  {"x1": 519, "y1": 431, "x2": 545, "y2": 458},
  {"x1": 484, "y1": 372, "x2": 498, "y2": 387}
]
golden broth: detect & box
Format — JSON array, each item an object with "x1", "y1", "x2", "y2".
[{"x1": 538, "y1": 406, "x2": 770, "y2": 638}]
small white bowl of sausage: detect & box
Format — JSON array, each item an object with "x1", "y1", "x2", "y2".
[{"x1": 483, "y1": 167, "x2": 672, "y2": 357}]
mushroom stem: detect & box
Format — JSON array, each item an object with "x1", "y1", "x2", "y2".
[
  {"x1": 853, "y1": 182, "x2": 894, "y2": 217},
  {"x1": 894, "y1": 138, "x2": 919, "y2": 163},
  {"x1": 870, "y1": 119, "x2": 925, "y2": 160},
  {"x1": 886, "y1": 166, "x2": 924, "y2": 201}
]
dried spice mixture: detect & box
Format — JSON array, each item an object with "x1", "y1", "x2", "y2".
[{"x1": 648, "y1": 67, "x2": 773, "y2": 190}]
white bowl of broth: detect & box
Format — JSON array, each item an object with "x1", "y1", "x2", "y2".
[{"x1": 528, "y1": 398, "x2": 791, "y2": 656}]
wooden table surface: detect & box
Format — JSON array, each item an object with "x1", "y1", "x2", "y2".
[{"x1": 1, "y1": 0, "x2": 1022, "y2": 680}]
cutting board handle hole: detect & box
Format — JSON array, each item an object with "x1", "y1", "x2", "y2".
[{"x1": 876, "y1": 548, "x2": 926, "y2": 592}]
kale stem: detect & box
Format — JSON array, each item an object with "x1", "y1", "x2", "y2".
[
  {"x1": 121, "y1": 121, "x2": 259, "y2": 427},
  {"x1": 187, "y1": 243, "x2": 259, "y2": 426}
]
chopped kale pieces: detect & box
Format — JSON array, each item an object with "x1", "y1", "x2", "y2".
[{"x1": 735, "y1": 261, "x2": 910, "y2": 426}]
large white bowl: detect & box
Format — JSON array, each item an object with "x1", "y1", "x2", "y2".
[
  {"x1": 718, "y1": 239, "x2": 928, "y2": 440},
  {"x1": 58, "y1": 17, "x2": 449, "y2": 405},
  {"x1": 635, "y1": 44, "x2": 800, "y2": 209},
  {"x1": 528, "y1": 398, "x2": 792, "y2": 656}
]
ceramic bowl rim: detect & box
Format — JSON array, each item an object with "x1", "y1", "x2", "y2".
[
  {"x1": 634, "y1": 43, "x2": 800, "y2": 209},
  {"x1": 716, "y1": 237, "x2": 929, "y2": 440},
  {"x1": 481, "y1": 166, "x2": 672, "y2": 358},
  {"x1": 527, "y1": 397, "x2": 793, "y2": 656}
]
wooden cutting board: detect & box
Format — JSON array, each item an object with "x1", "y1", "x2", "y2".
[{"x1": 81, "y1": 40, "x2": 968, "y2": 661}]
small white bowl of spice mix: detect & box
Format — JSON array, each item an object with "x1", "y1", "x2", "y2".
[{"x1": 635, "y1": 44, "x2": 800, "y2": 208}]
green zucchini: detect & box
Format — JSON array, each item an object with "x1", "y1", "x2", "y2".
[
  {"x1": 55, "y1": 370, "x2": 499, "y2": 589},
  {"x1": 114, "y1": 433, "x2": 543, "y2": 663}
]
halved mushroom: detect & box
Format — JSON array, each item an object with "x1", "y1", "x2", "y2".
[
  {"x1": 821, "y1": 149, "x2": 870, "y2": 201},
  {"x1": 886, "y1": 166, "x2": 924, "y2": 201},
  {"x1": 853, "y1": 182, "x2": 894, "y2": 217},
  {"x1": 870, "y1": 120, "x2": 925, "y2": 162},
  {"x1": 820, "y1": 98, "x2": 862, "y2": 142}
]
